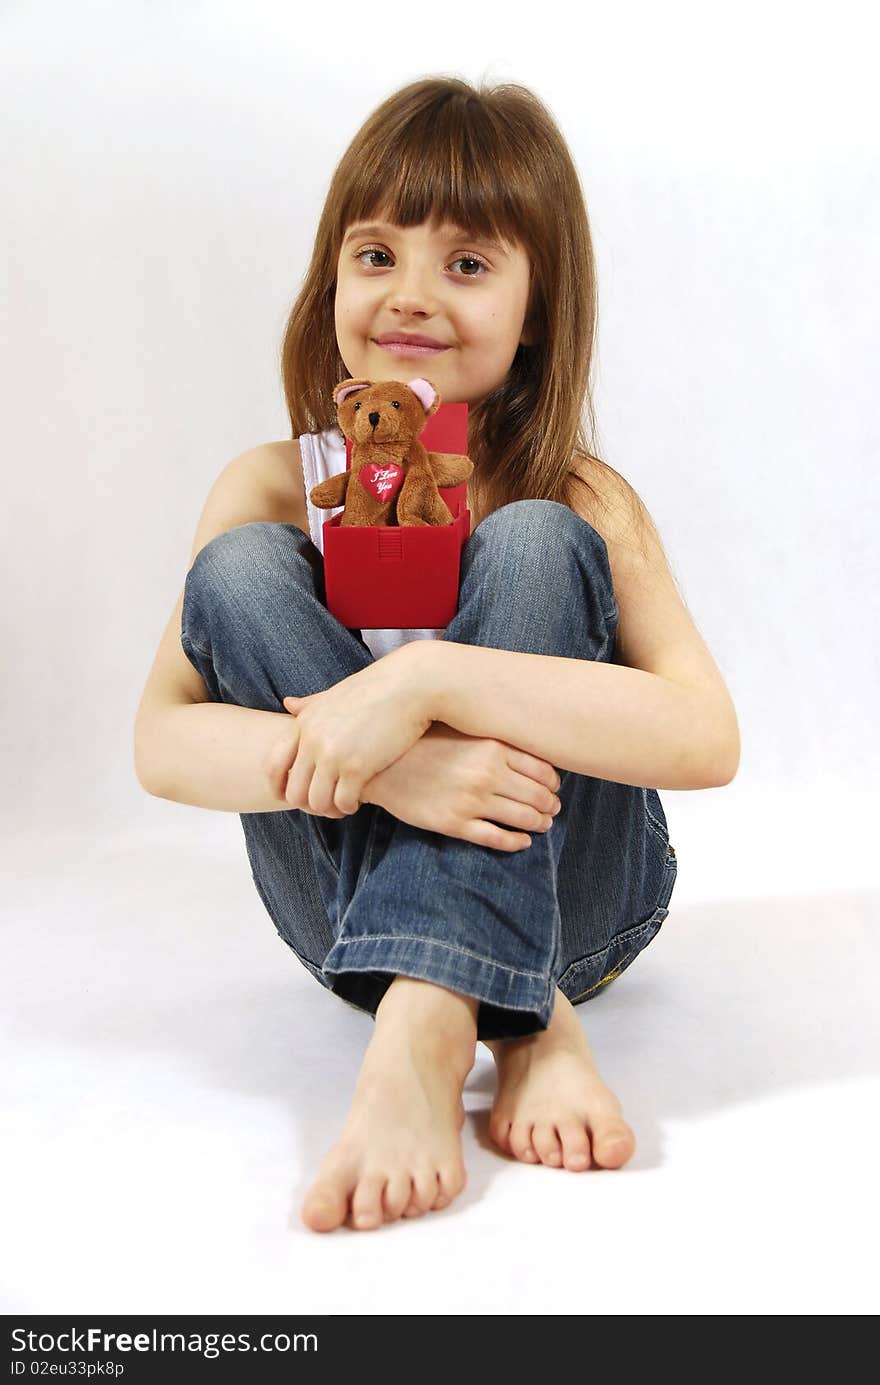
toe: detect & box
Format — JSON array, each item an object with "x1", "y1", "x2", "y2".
[
  {"x1": 433, "y1": 1160, "x2": 466, "y2": 1210},
  {"x1": 590, "y1": 1117, "x2": 636, "y2": 1168},
  {"x1": 508, "y1": 1121, "x2": 539, "y2": 1163},
  {"x1": 411, "y1": 1167, "x2": 441, "y2": 1213},
  {"x1": 382, "y1": 1171, "x2": 413, "y2": 1221},
  {"x1": 301, "y1": 1173, "x2": 350, "y2": 1233},
  {"x1": 350, "y1": 1174, "x2": 387, "y2": 1229},
  {"x1": 531, "y1": 1122, "x2": 563, "y2": 1166},
  {"x1": 556, "y1": 1120, "x2": 592, "y2": 1171},
  {"x1": 488, "y1": 1113, "x2": 513, "y2": 1154},
  {"x1": 438, "y1": 1160, "x2": 467, "y2": 1202}
]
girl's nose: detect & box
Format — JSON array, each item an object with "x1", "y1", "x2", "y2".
[{"x1": 383, "y1": 269, "x2": 439, "y2": 316}]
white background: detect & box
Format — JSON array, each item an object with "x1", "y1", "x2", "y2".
[{"x1": 2, "y1": 0, "x2": 877, "y2": 1318}]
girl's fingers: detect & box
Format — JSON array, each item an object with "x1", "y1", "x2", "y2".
[
  {"x1": 505, "y1": 769, "x2": 561, "y2": 816},
  {"x1": 265, "y1": 737, "x2": 294, "y2": 800},
  {"x1": 487, "y1": 792, "x2": 556, "y2": 834},
  {"x1": 309, "y1": 764, "x2": 339, "y2": 817},
  {"x1": 285, "y1": 751, "x2": 315, "y2": 809},
  {"x1": 335, "y1": 773, "x2": 361, "y2": 816},
  {"x1": 505, "y1": 747, "x2": 560, "y2": 791},
  {"x1": 470, "y1": 818, "x2": 532, "y2": 852}
]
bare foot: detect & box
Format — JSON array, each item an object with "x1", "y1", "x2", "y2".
[
  {"x1": 484, "y1": 987, "x2": 636, "y2": 1171},
  {"x1": 301, "y1": 977, "x2": 479, "y2": 1232}
]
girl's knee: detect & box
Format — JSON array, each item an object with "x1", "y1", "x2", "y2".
[
  {"x1": 468, "y1": 499, "x2": 608, "y2": 570},
  {"x1": 187, "y1": 521, "x2": 313, "y2": 592}
]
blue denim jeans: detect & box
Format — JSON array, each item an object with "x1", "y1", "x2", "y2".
[{"x1": 180, "y1": 500, "x2": 677, "y2": 1042}]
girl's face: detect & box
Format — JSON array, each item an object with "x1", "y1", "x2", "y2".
[{"x1": 334, "y1": 212, "x2": 533, "y2": 408}]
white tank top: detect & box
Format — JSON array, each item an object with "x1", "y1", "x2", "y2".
[{"x1": 298, "y1": 426, "x2": 448, "y2": 662}]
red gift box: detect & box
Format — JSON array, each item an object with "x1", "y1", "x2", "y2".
[{"x1": 320, "y1": 401, "x2": 471, "y2": 630}]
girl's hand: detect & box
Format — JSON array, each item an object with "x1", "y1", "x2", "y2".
[
  {"x1": 272, "y1": 650, "x2": 433, "y2": 816},
  {"x1": 362, "y1": 723, "x2": 562, "y2": 851}
]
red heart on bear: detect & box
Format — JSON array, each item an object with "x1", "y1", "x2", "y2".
[{"x1": 359, "y1": 461, "x2": 404, "y2": 504}]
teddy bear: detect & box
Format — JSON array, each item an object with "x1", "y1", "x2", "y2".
[{"x1": 307, "y1": 375, "x2": 473, "y2": 527}]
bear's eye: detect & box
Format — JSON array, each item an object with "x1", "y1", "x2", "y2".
[
  {"x1": 391, "y1": 400, "x2": 400, "y2": 408},
  {"x1": 354, "y1": 401, "x2": 361, "y2": 410}
]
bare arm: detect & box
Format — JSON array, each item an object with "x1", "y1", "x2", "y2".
[
  {"x1": 139, "y1": 701, "x2": 537, "y2": 828},
  {"x1": 138, "y1": 703, "x2": 305, "y2": 812},
  {"x1": 413, "y1": 641, "x2": 740, "y2": 791},
  {"x1": 140, "y1": 701, "x2": 409, "y2": 814}
]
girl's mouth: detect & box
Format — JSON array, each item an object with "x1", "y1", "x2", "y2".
[{"x1": 373, "y1": 341, "x2": 451, "y2": 356}]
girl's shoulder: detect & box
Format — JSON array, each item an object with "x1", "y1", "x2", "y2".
[
  {"x1": 569, "y1": 451, "x2": 683, "y2": 618},
  {"x1": 568, "y1": 453, "x2": 647, "y2": 558},
  {"x1": 250, "y1": 439, "x2": 309, "y2": 534}
]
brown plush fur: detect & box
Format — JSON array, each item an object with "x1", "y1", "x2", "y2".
[{"x1": 308, "y1": 377, "x2": 473, "y2": 527}]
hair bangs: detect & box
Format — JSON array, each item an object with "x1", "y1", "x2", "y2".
[{"x1": 336, "y1": 104, "x2": 532, "y2": 259}]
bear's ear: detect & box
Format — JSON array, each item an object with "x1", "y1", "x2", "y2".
[
  {"x1": 406, "y1": 376, "x2": 441, "y2": 418},
  {"x1": 334, "y1": 378, "x2": 372, "y2": 406}
]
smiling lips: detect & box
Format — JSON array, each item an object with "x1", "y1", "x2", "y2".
[{"x1": 374, "y1": 333, "x2": 450, "y2": 354}]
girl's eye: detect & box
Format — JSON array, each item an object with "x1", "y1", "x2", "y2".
[{"x1": 353, "y1": 246, "x2": 489, "y2": 277}]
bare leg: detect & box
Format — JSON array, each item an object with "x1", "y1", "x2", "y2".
[{"x1": 483, "y1": 986, "x2": 636, "y2": 1170}]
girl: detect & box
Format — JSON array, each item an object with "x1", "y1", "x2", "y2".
[{"x1": 163, "y1": 77, "x2": 739, "y2": 1233}]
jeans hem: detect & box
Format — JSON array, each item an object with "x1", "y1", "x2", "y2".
[{"x1": 321, "y1": 934, "x2": 555, "y2": 1035}]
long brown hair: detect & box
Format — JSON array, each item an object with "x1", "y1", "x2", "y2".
[{"x1": 280, "y1": 75, "x2": 644, "y2": 549}]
